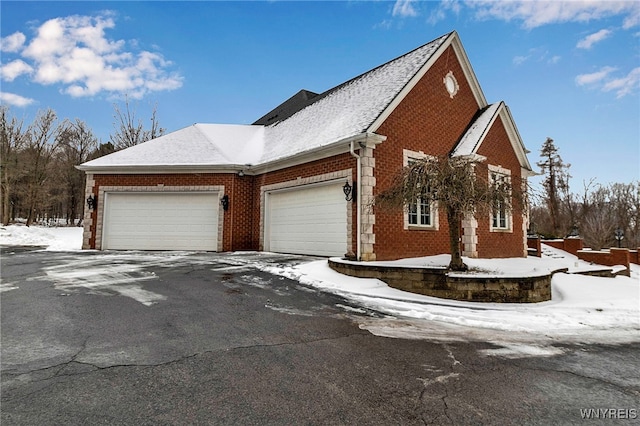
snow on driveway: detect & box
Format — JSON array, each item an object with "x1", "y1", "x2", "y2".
[{"x1": 2, "y1": 224, "x2": 639, "y2": 354}]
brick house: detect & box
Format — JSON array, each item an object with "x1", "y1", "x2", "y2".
[{"x1": 78, "y1": 31, "x2": 534, "y2": 261}]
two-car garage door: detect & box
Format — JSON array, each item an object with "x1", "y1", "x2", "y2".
[
  {"x1": 102, "y1": 192, "x2": 219, "y2": 251},
  {"x1": 265, "y1": 182, "x2": 348, "y2": 257}
]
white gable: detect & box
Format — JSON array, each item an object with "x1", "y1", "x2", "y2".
[
  {"x1": 452, "y1": 101, "x2": 533, "y2": 173},
  {"x1": 453, "y1": 102, "x2": 502, "y2": 158}
]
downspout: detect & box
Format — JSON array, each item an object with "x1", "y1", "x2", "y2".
[{"x1": 350, "y1": 140, "x2": 362, "y2": 261}]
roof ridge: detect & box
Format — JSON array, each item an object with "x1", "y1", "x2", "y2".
[
  {"x1": 320, "y1": 32, "x2": 453, "y2": 98},
  {"x1": 266, "y1": 32, "x2": 452, "y2": 129}
]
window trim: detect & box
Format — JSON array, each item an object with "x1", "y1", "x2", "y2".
[
  {"x1": 402, "y1": 149, "x2": 439, "y2": 231},
  {"x1": 488, "y1": 164, "x2": 513, "y2": 233}
]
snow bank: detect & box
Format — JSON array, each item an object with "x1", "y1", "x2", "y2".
[
  {"x1": 260, "y1": 248, "x2": 640, "y2": 346},
  {"x1": 0, "y1": 224, "x2": 83, "y2": 251}
]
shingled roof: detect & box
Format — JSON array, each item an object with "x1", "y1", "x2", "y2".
[
  {"x1": 79, "y1": 32, "x2": 489, "y2": 172},
  {"x1": 253, "y1": 89, "x2": 320, "y2": 126}
]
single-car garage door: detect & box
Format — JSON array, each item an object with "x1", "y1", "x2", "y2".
[
  {"x1": 102, "y1": 192, "x2": 219, "y2": 250},
  {"x1": 265, "y1": 182, "x2": 348, "y2": 257}
]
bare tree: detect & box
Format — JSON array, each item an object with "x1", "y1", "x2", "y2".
[
  {"x1": 581, "y1": 185, "x2": 616, "y2": 250},
  {"x1": 609, "y1": 182, "x2": 639, "y2": 248},
  {"x1": 110, "y1": 97, "x2": 165, "y2": 150},
  {"x1": 22, "y1": 109, "x2": 60, "y2": 226},
  {"x1": 57, "y1": 119, "x2": 97, "y2": 225},
  {"x1": 0, "y1": 106, "x2": 27, "y2": 225},
  {"x1": 376, "y1": 155, "x2": 523, "y2": 271}
]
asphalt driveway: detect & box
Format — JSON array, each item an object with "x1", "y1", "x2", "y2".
[{"x1": 1, "y1": 248, "x2": 639, "y2": 425}]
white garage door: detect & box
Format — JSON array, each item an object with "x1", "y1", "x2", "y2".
[
  {"x1": 266, "y1": 183, "x2": 348, "y2": 257},
  {"x1": 102, "y1": 192, "x2": 219, "y2": 251}
]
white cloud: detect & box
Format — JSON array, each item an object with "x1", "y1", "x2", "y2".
[
  {"x1": 577, "y1": 29, "x2": 612, "y2": 49},
  {"x1": 393, "y1": 0, "x2": 418, "y2": 18},
  {"x1": 575, "y1": 66, "x2": 639, "y2": 98},
  {"x1": 548, "y1": 55, "x2": 561, "y2": 64},
  {"x1": 0, "y1": 32, "x2": 26, "y2": 53},
  {"x1": 0, "y1": 59, "x2": 33, "y2": 81},
  {"x1": 513, "y1": 55, "x2": 530, "y2": 66},
  {"x1": 512, "y1": 47, "x2": 560, "y2": 66},
  {"x1": 468, "y1": 0, "x2": 640, "y2": 29},
  {"x1": 575, "y1": 66, "x2": 617, "y2": 86},
  {"x1": 602, "y1": 67, "x2": 640, "y2": 98},
  {"x1": 0, "y1": 92, "x2": 35, "y2": 107},
  {"x1": 8, "y1": 13, "x2": 182, "y2": 100}
]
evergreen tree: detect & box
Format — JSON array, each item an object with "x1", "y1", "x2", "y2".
[{"x1": 537, "y1": 137, "x2": 570, "y2": 237}]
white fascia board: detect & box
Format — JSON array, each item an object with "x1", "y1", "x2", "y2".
[
  {"x1": 450, "y1": 32, "x2": 487, "y2": 108},
  {"x1": 452, "y1": 102, "x2": 503, "y2": 158},
  {"x1": 249, "y1": 132, "x2": 386, "y2": 175},
  {"x1": 75, "y1": 164, "x2": 242, "y2": 174},
  {"x1": 76, "y1": 133, "x2": 387, "y2": 176},
  {"x1": 451, "y1": 102, "x2": 533, "y2": 175},
  {"x1": 499, "y1": 105, "x2": 533, "y2": 173},
  {"x1": 368, "y1": 31, "x2": 487, "y2": 133}
]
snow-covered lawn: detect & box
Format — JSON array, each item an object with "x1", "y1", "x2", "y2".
[
  {"x1": 1, "y1": 224, "x2": 638, "y2": 352},
  {"x1": 0, "y1": 223, "x2": 83, "y2": 251}
]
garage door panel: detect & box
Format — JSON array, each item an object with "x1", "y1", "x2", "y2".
[
  {"x1": 103, "y1": 192, "x2": 219, "y2": 251},
  {"x1": 267, "y1": 183, "x2": 347, "y2": 257}
]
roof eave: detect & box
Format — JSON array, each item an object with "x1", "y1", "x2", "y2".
[
  {"x1": 250, "y1": 132, "x2": 386, "y2": 175},
  {"x1": 75, "y1": 164, "x2": 244, "y2": 174},
  {"x1": 500, "y1": 105, "x2": 534, "y2": 173}
]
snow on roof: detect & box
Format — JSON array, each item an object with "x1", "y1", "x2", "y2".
[
  {"x1": 80, "y1": 124, "x2": 264, "y2": 169},
  {"x1": 81, "y1": 34, "x2": 449, "y2": 170},
  {"x1": 260, "y1": 34, "x2": 448, "y2": 164},
  {"x1": 452, "y1": 101, "x2": 502, "y2": 158}
]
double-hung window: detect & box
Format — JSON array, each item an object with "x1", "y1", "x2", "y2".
[
  {"x1": 403, "y1": 149, "x2": 438, "y2": 230},
  {"x1": 489, "y1": 165, "x2": 512, "y2": 232},
  {"x1": 408, "y1": 187, "x2": 432, "y2": 226}
]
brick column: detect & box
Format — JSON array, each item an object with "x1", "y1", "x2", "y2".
[
  {"x1": 360, "y1": 143, "x2": 377, "y2": 261},
  {"x1": 611, "y1": 248, "x2": 631, "y2": 276},
  {"x1": 82, "y1": 173, "x2": 95, "y2": 250},
  {"x1": 563, "y1": 237, "x2": 584, "y2": 255},
  {"x1": 461, "y1": 213, "x2": 478, "y2": 258}
]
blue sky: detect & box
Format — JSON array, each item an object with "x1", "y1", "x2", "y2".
[{"x1": 1, "y1": 1, "x2": 639, "y2": 189}]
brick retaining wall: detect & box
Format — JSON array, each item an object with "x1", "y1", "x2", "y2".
[{"x1": 540, "y1": 237, "x2": 637, "y2": 277}]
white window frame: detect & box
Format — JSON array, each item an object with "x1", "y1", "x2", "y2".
[
  {"x1": 489, "y1": 164, "x2": 512, "y2": 232},
  {"x1": 403, "y1": 149, "x2": 439, "y2": 231}
]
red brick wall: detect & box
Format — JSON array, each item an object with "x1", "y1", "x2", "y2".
[
  {"x1": 474, "y1": 116, "x2": 526, "y2": 258},
  {"x1": 373, "y1": 45, "x2": 481, "y2": 261}
]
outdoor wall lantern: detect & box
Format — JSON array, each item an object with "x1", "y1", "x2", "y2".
[
  {"x1": 86, "y1": 195, "x2": 97, "y2": 210},
  {"x1": 569, "y1": 224, "x2": 579, "y2": 237},
  {"x1": 343, "y1": 181, "x2": 356, "y2": 202},
  {"x1": 221, "y1": 195, "x2": 230, "y2": 211},
  {"x1": 615, "y1": 228, "x2": 624, "y2": 248}
]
